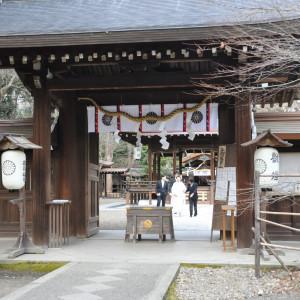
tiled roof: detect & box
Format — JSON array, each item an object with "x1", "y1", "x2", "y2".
[{"x1": 0, "y1": 0, "x2": 298, "y2": 36}]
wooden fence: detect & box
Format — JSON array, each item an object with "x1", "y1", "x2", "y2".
[{"x1": 254, "y1": 172, "x2": 300, "y2": 277}]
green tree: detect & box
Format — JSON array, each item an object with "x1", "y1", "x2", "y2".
[{"x1": 0, "y1": 69, "x2": 33, "y2": 119}]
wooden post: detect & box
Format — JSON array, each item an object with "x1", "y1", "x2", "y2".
[
  {"x1": 210, "y1": 150, "x2": 215, "y2": 181},
  {"x1": 57, "y1": 97, "x2": 88, "y2": 237},
  {"x1": 119, "y1": 174, "x2": 122, "y2": 198},
  {"x1": 104, "y1": 174, "x2": 107, "y2": 197},
  {"x1": 99, "y1": 174, "x2": 103, "y2": 198},
  {"x1": 148, "y1": 151, "x2": 152, "y2": 181},
  {"x1": 254, "y1": 171, "x2": 261, "y2": 278},
  {"x1": 235, "y1": 97, "x2": 254, "y2": 248},
  {"x1": 173, "y1": 152, "x2": 176, "y2": 174},
  {"x1": 210, "y1": 150, "x2": 215, "y2": 204},
  {"x1": 179, "y1": 151, "x2": 182, "y2": 175},
  {"x1": 153, "y1": 154, "x2": 157, "y2": 181},
  {"x1": 157, "y1": 155, "x2": 161, "y2": 177},
  {"x1": 32, "y1": 89, "x2": 51, "y2": 245}
]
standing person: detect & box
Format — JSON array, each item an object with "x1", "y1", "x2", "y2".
[
  {"x1": 156, "y1": 174, "x2": 168, "y2": 207},
  {"x1": 187, "y1": 177, "x2": 198, "y2": 217},
  {"x1": 171, "y1": 174, "x2": 186, "y2": 216},
  {"x1": 169, "y1": 171, "x2": 179, "y2": 196}
]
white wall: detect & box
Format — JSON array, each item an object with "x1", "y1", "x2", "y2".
[{"x1": 272, "y1": 153, "x2": 300, "y2": 193}]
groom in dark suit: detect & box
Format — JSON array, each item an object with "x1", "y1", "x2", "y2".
[
  {"x1": 156, "y1": 174, "x2": 168, "y2": 207},
  {"x1": 187, "y1": 177, "x2": 198, "y2": 217}
]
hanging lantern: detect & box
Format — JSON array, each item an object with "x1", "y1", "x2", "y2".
[
  {"x1": 1, "y1": 150, "x2": 26, "y2": 190},
  {"x1": 254, "y1": 147, "x2": 279, "y2": 188}
]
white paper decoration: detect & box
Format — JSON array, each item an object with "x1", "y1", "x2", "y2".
[
  {"x1": 254, "y1": 147, "x2": 279, "y2": 188},
  {"x1": 134, "y1": 147, "x2": 141, "y2": 159},
  {"x1": 1, "y1": 150, "x2": 26, "y2": 190}
]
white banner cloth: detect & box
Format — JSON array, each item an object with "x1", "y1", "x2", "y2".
[
  {"x1": 209, "y1": 103, "x2": 218, "y2": 132},
  {"x1": 141, "y1": 104, "x2": 162, "y2": 132},
  {"x1": 87, "y1": 106, "x2": 95, "y2": 133},
  {"x1": 186, "y1": 103, "x2": 207, "y2": 131},
  {"x1": 97, "y1": 106, "x2": 117, "y2": 133},
  {"x1": 120, "y1": 105, "x2": 140, "y2": 132},
  {"x1": 164, "y1": 104, "x2": 184, "y2": 132}
]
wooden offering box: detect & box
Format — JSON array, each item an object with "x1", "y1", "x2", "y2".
[{"x1": 125, "y1": 206, "x2": 175, "y2": 243}]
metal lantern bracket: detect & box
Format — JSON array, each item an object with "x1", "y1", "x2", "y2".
[{"x1": 0, "y1": 134, "x2": 44, "y2": 258}]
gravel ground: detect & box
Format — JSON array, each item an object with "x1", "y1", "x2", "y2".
[
  {"x1": 0, "y1": 270, "x2": 45, "y2": 298},
  {"x1": 174, "y1": 266, "x2": 300, "y2": 300}
]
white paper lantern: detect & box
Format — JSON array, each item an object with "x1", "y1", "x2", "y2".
[
  {"x1": 1, "y1": 150, "x2": 26, "y2": 190},
  {"x1": 254, "y1": 147, "x2": 279, "y2": 188}
]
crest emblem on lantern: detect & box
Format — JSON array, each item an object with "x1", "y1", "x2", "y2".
[
  {"x1": 2, "y1": 160, "x2": 16, "y2": 176},
  {"x1": 254, "y1": 158, "x2": 267, "y2": 174}
]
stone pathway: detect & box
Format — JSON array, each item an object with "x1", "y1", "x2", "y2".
[{"x1": 1, "y1": 262, "x2": 178, "y2": 300}]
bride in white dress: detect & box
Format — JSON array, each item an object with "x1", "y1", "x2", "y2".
[{"x1": 171, "y1": 175, "x2": 186, "y2": 216}]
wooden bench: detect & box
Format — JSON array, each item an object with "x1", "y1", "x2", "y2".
[{"x1": 125, "y1": 206, "x2": 175, "y2": 243}]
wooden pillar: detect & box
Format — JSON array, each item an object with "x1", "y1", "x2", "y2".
[
  {"x1": 219, "y1": 99, "x2": 235, "y2": 145},
  {"x1": 119, "y1": 174, "x2": 123, "y2": 197},
  {"x1": 235, "y1": 97, "x2": 254, "y2": 248},
  {"x1": 179, "y1": 151, "x2": 182, "y2": 175},
  {"x1": 153, "y1": 154, "x2": 157, "y2": 181},
  {"x1": 157, "y1": 155, "x2": 161, "y2": 178},
  {"x1": 99, "y1": 174, "x2": 103, "y2": 198},
  {"x1": 148, "y1": 151, "x2": 152, "y2": 181},
  {"x1": 173, "y1": 152, "x2": 177, "y2": 174},
  {"x1": 210, "y1": 150, "x2": 215, "y2": 204},
  {"x1": 57, "y1": 97, "x2": 88, "y2": 237},
  {"x1": 210, "y1": 150, "x2": 215, "y2": 181},
  {"x1": 32, "y1": 89, "x2": 51, "y2": 245},
  {"x1": 104, "y1": 175, "x2": 107, "y2": 197}
]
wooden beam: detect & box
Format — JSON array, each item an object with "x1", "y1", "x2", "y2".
[
  {"x1": 47, "y1": 73, "x2": 223, "y2": 92},
  {"x1": 288, "y1": 90, "x2": 296, "y2": 107},
  {"x1": 270, "y1": 95, "x2": 275, "y2": 108},
  {"x1": 279, "y1": 90, "x2": 286, "y2": 107},
  {"x1": 32, "y1": 89, "x2": 51, "y2": 246}
]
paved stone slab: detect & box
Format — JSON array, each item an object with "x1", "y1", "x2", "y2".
[{"x1": 1, "y1": 262, "x2": 179, "y2": 300}]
